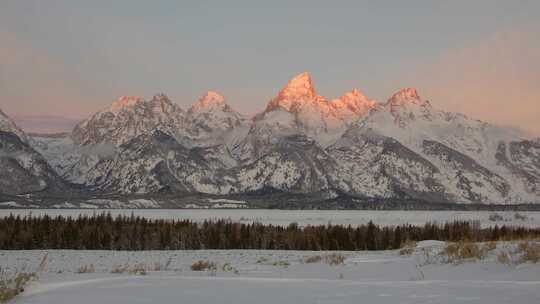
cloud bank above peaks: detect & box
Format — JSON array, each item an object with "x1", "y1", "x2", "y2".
[{"x1": 401, "y1": 26, "x2": 540, "y2": 136}]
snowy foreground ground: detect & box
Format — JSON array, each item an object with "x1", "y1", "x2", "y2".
[{"x1": 2, "y1": 241, "x2": 539, "y2": 304}]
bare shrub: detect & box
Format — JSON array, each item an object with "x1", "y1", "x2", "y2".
[
  {"x1": 272, "y1": 260, "x2": 290, "y2": 267},
  {"x1": 488, "y1": 213, "x2": 504, "y2": 222},
  {"x1": 303, "y1": 255, "x2": 323, "y2": 264},
  {"x1": 483, "y1": 241, "x2": 497, "y2": 252},
  {"x1": 153, "y1": 257, "x2": 173, "y2": 271},
  {"x1": 38, "y1": 253, "x2": 48, "y2": 273},
  {"x1": 325, "y1": 254, "x2": 346, "y2": 266},
  {"x1": 129, "y1": 263, "x2": 147, "y2": 275},
  {"x1": 399, "y1": 247, "x2": 415, "y2": 255},
  {"x1": 256, "y1": 257, "x2": 269, "y2": 264},
  {"x1": 497, "y1": 251, "x2": 511, "y2": 265},
  {"x1": 111, "y1": 264, "x2": 129, "y2": 274},
  {"x1": 0, "y1": 270, "x2": 35, "y2": 303},
  {"x1": 110, "y1": 263, "x2": 146, "y2": 275},
  {"x1": 190, "y1": 261, "x2": 217, "y2": 272},
  {"x1": 518, "y1": 242, "x2": 540, "y2": 263},
  {"x1": 76, "y1": 264, "x2": 95, "y2": 274},
  {"x1": 221, "y1": 263, "x2": 239, "y2": 274},
  {"x1": 399, "y1": 240, "x2": 417, "y2": 255},
  {"x1": 442, "y1": 242, "x2": 488, "y2": 263},
  {"x1": 514, "y1": 213, "x2": 528, "y2": 221},
  {"x1": 302, "y1": 254, "x2": 345, "y2": 265}
]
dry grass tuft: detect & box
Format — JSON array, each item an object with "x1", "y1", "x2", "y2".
[
  {"x1": 0, "y1": 270, "x2": 35, "y2": 303},
  {"x1": 514, "y1": 213, "x2": 528, "y2": 221},
  {"x1": 110, "y1": 263, "x2": 146, "y2": 275},
  {"x1": 303, "y1": 255, "x2": 323, "y2": 264},
  {"x1": 489, "y1": 213, "x2": 504, "y2": 221},
  {"x1": 302, "y1": 254, "x2": 346, "y2": 266},
  {"x1": 76, "y1": 264, "x2": 95, "y2": 274},
  {"x1": 324, "y1": 254, "x2": 346, "y2": 266},
  {"x1": 483, "y1": 241, "x2": 497, "y2": 251},
  {"x1": 153, "y1": 257, "x2": 173, "y2": 271},
  {"x1": 221, "y1": 263, "x2": 239, "y2": 274},
  {"x1": 271, "y1": 260, "x2": 290, "y2": 267},
  {"x1": 399, "y1": 240, "x2": 417, "y2": 255},
  {"x1": 497, "y1": 251, "x2": 511, "y2": 265},
  {"x1": 111, "y1": 264, "x2": 130, "y2": 274},
  {"x1": 518, "y1": 242, "x2": 540, "y2": 263},
  {"x1": 129, "y1": 263, "x2": 147, "y2": 275},
  {"x1": 256, "y1": 257, "x2": 269, "y2": 264},
  {"x1": 442, "y1": 242, "x2": 488, "y2": 263},
  {"x1": 190, "y1": 260, "x2": 217, "y2": 272}
]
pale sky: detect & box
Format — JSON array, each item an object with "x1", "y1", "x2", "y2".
[{"x1": 1, "y1": 0, "x2": 539, "y2": 134}]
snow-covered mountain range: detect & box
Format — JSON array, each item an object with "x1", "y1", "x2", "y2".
[{"x1": 1, "y1": 72, "x2": 539, "y2": 205}]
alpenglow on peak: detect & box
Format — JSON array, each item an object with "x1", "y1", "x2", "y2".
[
  {"x1": 277, "y1": 72, "x2": 316, "y2": 101},
  {"x1": 109, "y1": 96, "x2": 143, "y2": 113},
  {"x1": 190, "y1": 91, "x2": 226, "y2": 112},
  {"x1": 387, "y1": 88, "x2": 429, "y2": 107}
]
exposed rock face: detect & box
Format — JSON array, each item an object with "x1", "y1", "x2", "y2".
[
  {"x1": 183, "y1": 91, "x2": 247, "y2": 145},
  {"x1": 0, "y1": 108, "x2": 29, "y2": 143},
  {"x1": 0, "y1": 131, "x2": 68, "y2": 195},
  {"x1": 82, "y1": 130, "x2": 226, "y2": 194},
  {"x1": 72, "y1": 94, "x2": 185, "y2": 146}
]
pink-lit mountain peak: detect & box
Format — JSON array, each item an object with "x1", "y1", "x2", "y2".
[
  {"x1": 335, "y1": 88, "x2": 374, "y2": 107},
  {"x1": 265, "y1": 73, "x2": 379, "y2": 124},
  {"x1": 265, "y1": 72, "x2": 324, "y2": 113},
  {"x1": 387, "y1": 88, "x2": 428, "y2": 106},
  {"x1": 108, "y1": 96, "x2": 144, "y2": 114},
  {"x1": 329, "y1": 88, "x2": 377, "y2": 119},
  {"x1": 277, "y1": 72, "x2": 316, "y2": 101},
  {"x1": 190, "y1": 91, "x2": 226, "y2": 112}
]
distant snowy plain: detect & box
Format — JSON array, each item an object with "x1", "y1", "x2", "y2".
[{"x1": 1, "y1": 209, "x2": 539, "y2": 228}]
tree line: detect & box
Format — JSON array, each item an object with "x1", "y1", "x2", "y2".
[{"x1": 0, "y1": 213, "x2": 538, "y2": 251}]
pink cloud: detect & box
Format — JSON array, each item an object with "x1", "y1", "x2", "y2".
[
  {"x1": 0, "y1": 31, "x2": 95, "y2": 119},
  {"x1": 403, "y1": 25, "x2": 540, "y2": 136}
]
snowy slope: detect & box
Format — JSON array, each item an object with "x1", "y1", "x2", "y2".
[
  {"x1": 0, "y1": 109, "x2": 71, "y2": 195},
  {"x1": 0, "y1": 107, "x2": 29, "y2": 143},
  {"x1": 81, "y1": 130, "x2": 235, "y2": 194},
  {"x1": 182, "y1": 91, "x2": 247, "y2": 146},
  {"x1": 0, "y1": 131, "x2": 68, "y2": 195},
  {"x1": 331, "y1": 88, "x2": 535, "y2": 204}
]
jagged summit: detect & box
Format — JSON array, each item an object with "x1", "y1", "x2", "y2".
[
  {"x1": 73, "y1": 94, "x2": 185, "y2": 146},
  {"x1": 109, "y1": 96, "x2": 143, "y2": 113},
  {"x1": 266, "y1": 72, "x2": 319, "y2": 112},
  {"x1": 190, "y1": 91, "x2": 226, "y2": 113},
  {"x1": 266, "y1": 73, "x2": 325, "y2": 113},
  {"x1": 278, "y1": 72, "x2": 315, "y2": 100},
  {"x1": 387, "y1": 88, "x2": 429, "y2": 107},
  {"x1": 183, "y1": 91, "x2": 246, "y2": 145},
  {"x1": 150, "y1": 93, "x2": 172, "y2": 103},
  {"x1": 331, "y1": 88, "x2": 377, "y2": 116}
]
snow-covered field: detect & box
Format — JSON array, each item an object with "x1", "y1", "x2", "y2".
[
  {"x1": 1, "y1": 209, "x2": 539, "y2": 228},
  {"x1": 2, "y1": 241, "x2": 539, "y2": 304}
]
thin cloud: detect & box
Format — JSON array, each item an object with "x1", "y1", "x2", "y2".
[
  {"x1": 403, "y1": 25, "x2": 540, "y2": 136},
  {"x1": 0, "y1": 31, "x2": 96, "y2": 119}
]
